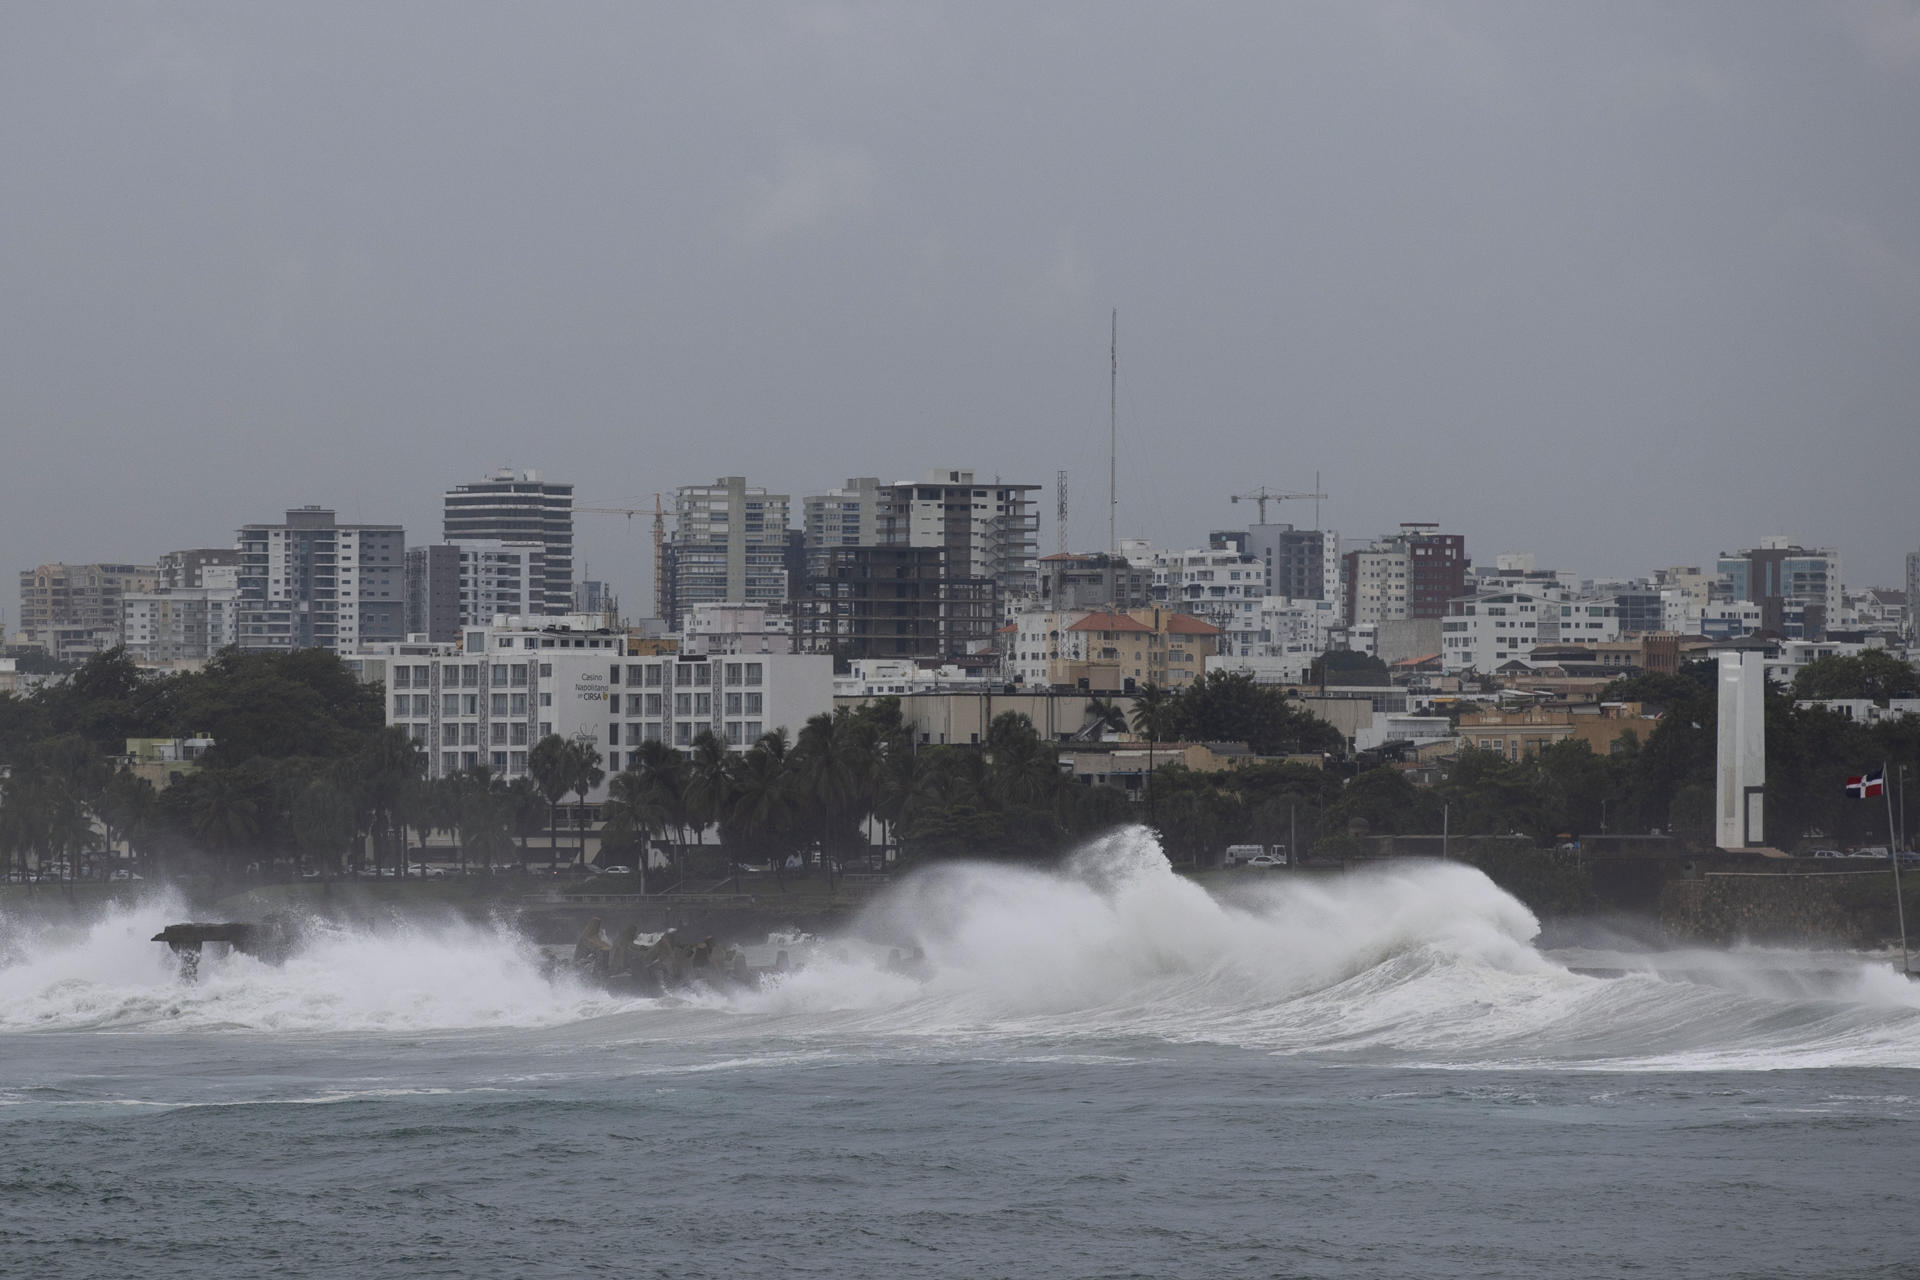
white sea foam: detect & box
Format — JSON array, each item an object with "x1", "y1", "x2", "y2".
[
  {"x1": 716, "y1": 828, "x2": 1920, "y2": 1070},
  {"x1": 6, "y1": 830, "x2": 1919, "y2": 1070},
  {"x1": 0, "y1": 892, "x2": 635, "y2": 1033}
]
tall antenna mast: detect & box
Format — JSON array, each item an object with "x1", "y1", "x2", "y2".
[
  {"x1": 1314, "y1": 470, "x2": 1322, "y2": 530},
  {"x1": 1109, "y1": 308, "x2": 1117, "y2": 556},
  {"x1": 1056, "y1": 469, "x2": 1069, "y2": 556}
]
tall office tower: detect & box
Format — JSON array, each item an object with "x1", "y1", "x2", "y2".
[
  {"x1": 1715, "y1": 538, "x2": 1842, "y2": 639},
  {"x1": 666, "y1": 477, "x2": 792, "y2": 629},
  {"x1": 235, "y1": 507, "x2": 405, "y2": 654},
  {"x1": 442, "y1": 470, "x2": 574, "y2": 614},
  {"x1": 1342, "y1": 524, "x2": 1466, "y2": 626},
  {"x1": 1243, "y1": 524, "x2": 1328, "y2": 600}
]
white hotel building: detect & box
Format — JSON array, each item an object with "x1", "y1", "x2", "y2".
[{"x1": 359, "y1": 617, "x2": 832, "y2": 799}]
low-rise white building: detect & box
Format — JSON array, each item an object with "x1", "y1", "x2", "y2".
[{"x1": 366, "y1": 618, "x2": 833, "y2": 796}]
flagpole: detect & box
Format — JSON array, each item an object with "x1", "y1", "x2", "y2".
[{"x1": 1886, "y1": 760, "x2": 1909, "y2": 977}]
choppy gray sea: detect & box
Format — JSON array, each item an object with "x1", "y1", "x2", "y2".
[{"x1": 5, "y1": 833, "x2": 1917, "y2": 1279}]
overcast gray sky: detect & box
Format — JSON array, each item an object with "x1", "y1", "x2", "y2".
[{"x1": 4, "y1": 1, "x2": 1917, "y2": 616}]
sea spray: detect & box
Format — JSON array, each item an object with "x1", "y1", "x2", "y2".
[
  {"x1": 0, "y1": 892, "x2": 633, "y2": 1033},
  {"x1": 720, "y1": 826, "x2": 1920, "y2": 1069}
]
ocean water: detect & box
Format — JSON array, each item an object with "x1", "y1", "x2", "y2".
[{"x1": 3, "y1": 830, "x2": 1917, "y2": 1279}]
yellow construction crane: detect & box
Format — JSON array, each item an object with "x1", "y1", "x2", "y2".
[{"x1": 1230, "y1": 484, "x2": 1328, "y2": 524}]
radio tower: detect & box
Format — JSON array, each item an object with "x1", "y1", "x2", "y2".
[{"x1": 1056, "y1": 469, "x2": 1069, "y2": 556}]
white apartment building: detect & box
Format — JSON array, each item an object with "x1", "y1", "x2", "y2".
[
  {"x1": 371, "y1": 618, "x2": 833, "y2": 795},
  {"x1": 1442, "y1": 591, "x2": 1622, "y2": 673},
  {"x1": 1346, "y1": 546, "x2": 1410, "y2": 628},
  {"x1": 872, "y1": 468, "x2": 1043, "y2": 598},
  {"x1": 121, "y1": 587, "x2": 239, "y2": 663},
  {"x1": 1123, "y1": 541, "x2": 1266, "y2": 655},
  {"x1": 1442, "y1": 591, "x2": 1548, "y2": 673}
]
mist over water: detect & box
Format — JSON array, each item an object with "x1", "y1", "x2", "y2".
[{"x1": 6, "y1": 828, "x2": 1918, "y2": 1070}]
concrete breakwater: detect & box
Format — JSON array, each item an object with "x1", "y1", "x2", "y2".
[{"x1": 1654, "y1": 870, "x2": 1914, "y2": 949}]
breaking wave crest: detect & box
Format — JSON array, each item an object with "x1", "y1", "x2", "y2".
[
  {"x1": 6, "y1": 829, "x2": 1919, "y2": 1070},
  {"x1": 722, "y1": 828, "x2": 1920, "y2": 1071},
  {"x1": 0, "y1": 892, "x2": 626, "y2": 1033}
]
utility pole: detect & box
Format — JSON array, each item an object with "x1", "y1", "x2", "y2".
[
  {"x1": 1442, "y1": 802, "x2": 1450, "y2": 861},
  {"x1": 1109, "y1": 308, "x2": 1117, "y2": 556}
]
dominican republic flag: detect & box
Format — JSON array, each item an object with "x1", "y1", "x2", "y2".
[{"x1": 1845, "y1": 768, "x2": 1885, "y2": 799}]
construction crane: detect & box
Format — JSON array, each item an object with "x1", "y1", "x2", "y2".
[
  {"x1": 571, "y1": 498, "x2": 666, "y2": 619},
  {"x1": 1230, "y1": 483, "x2": 1328, "y2": 524}
]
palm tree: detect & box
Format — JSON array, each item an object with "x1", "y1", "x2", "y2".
[
  {"x1": 527, "y1": 734, "x2": 572, "y2": 872},
  {"x1": 354, "y1": 726, "x2": 425, "y2": 877},
  {"x1": 503, "y1": 775, "x2": 548, "y2": 869},
  {"x1": 601, "y1": 766, "x2": 666, "y2": 883},
  {"x1": 629, "y1": 739, "x2": 693, "y2": 877},
  {"x1": 686, "y1": 730, "x2": 736, "y2": 881},
  {"x1": 725, "y1": 734, "x2": 797, "y2": 890},
  {"x1": 189, "y1": 770, "x2": 261, "y2": 880},
  {"x1": 564, "y1": 738, "x2": 605, "y2": 869},
  {"x1": 1128, "y1": 682, "x2": 1179, "y2": 821},
  {"x1": 792, "y1": 709, "x2": 874, "y2": 887}
]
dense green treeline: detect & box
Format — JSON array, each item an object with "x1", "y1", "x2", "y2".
[{"x1": 0, "y1": 648, "x2": 1914, "y2": 888}]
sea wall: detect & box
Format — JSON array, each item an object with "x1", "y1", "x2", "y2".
[{"x1": 1655, "y1": 871, "x2": 1912, "y2": 948}]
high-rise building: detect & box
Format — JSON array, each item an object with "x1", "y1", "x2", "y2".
[
  {"x1": 405, "y1": 542, "x2": 541, "y2": 643},
  {"x1": 1243, "y1": 524, "x2": 1327, "y2": 600},
  {"x1": 1715, "y1": 539, "x2": 1841, "y2": 638},
  {"x1": 236, "y1": 507, "x2": 405, "y2": 654},
  {"x1": 1342, "y1": 525, "x2": 1466, "y2": 626},
  {"x1": 121, "y1": 588, "x2": 239, "y2": 663},
  {"x1": 18, "y1": 562, "x2": 160, "y2": 658},
  {"x1": 874, "y1": 469, "x2": 1042, "y2": 599},
  {"x1": 442, "y1": 470, "x2": 574, "y2": 614},
  {"x1": 665, "y1": 477, "x2": 792, "y2": 629}
]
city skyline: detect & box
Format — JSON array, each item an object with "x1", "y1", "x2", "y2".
[{"x1": 4, "y1": 5, "x2": 1917, "y2": 611}]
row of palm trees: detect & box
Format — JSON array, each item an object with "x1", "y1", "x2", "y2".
[{"x1": 1, "y1": 695, "x2": 1153, "y2": 886}]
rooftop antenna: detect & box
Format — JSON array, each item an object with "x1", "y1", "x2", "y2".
[
  {"x1": 1109, "y1": 308, "x2": 1117, "y2": 556},
  {"x1": 1056, "y1": 469, "x2": 1069, "y2": 556}
]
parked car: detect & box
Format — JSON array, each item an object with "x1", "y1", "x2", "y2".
[{"x1": 1244, "y1": 854, "x2": 1286, "y2": 869}]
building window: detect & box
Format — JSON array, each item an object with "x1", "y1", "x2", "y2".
[
  {"x1": 393, "y1": 695, "x2": 408, "y2": 717},
  {"x1": 492, "y1": 666, "x2": 508, "y2": 687},
  {"x1": 540, "y1": 692, "x2": 551, "y2": 707},
  {"x1": 694, "y1": 693, "x2": 712, "y2": 716},
  {"x1": 745, "y1": 663, "x2": 762, "y2": 686},
  {"x1": 491, "y1": 723, "x2": 507, "y2": 746},
  {"x1": 443, "y1": 694, "x2": 460, "y2": 717},
  {"x1": 745, "y1": 692, "x2": 762, "y2": 715},
  {"x1": 539, "y1": 662, "x2": 552, "y2": 677},
  {"x1": 674, "y1": 723, "x2": 691, "y2": 745},
  {"x1": 393, "y1": 668, "x2": 411, "y2": 689},
  {"x1": 726, "y1": 693, "x2": 742, "y2": 716},
  {"x1": 510, "y1": 723, "x2": 527, "y2": 746},
  {"x1": 675, "y1": 693, "x2": 691, "y2": 715},
  {"x1": 492, "y1": 693, "x2": 509, "y2": 716}
]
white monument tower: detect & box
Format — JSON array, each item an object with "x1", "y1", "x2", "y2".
[{"x1": 1715, "y1": 647, "x2": 1766, "y2": 849}]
